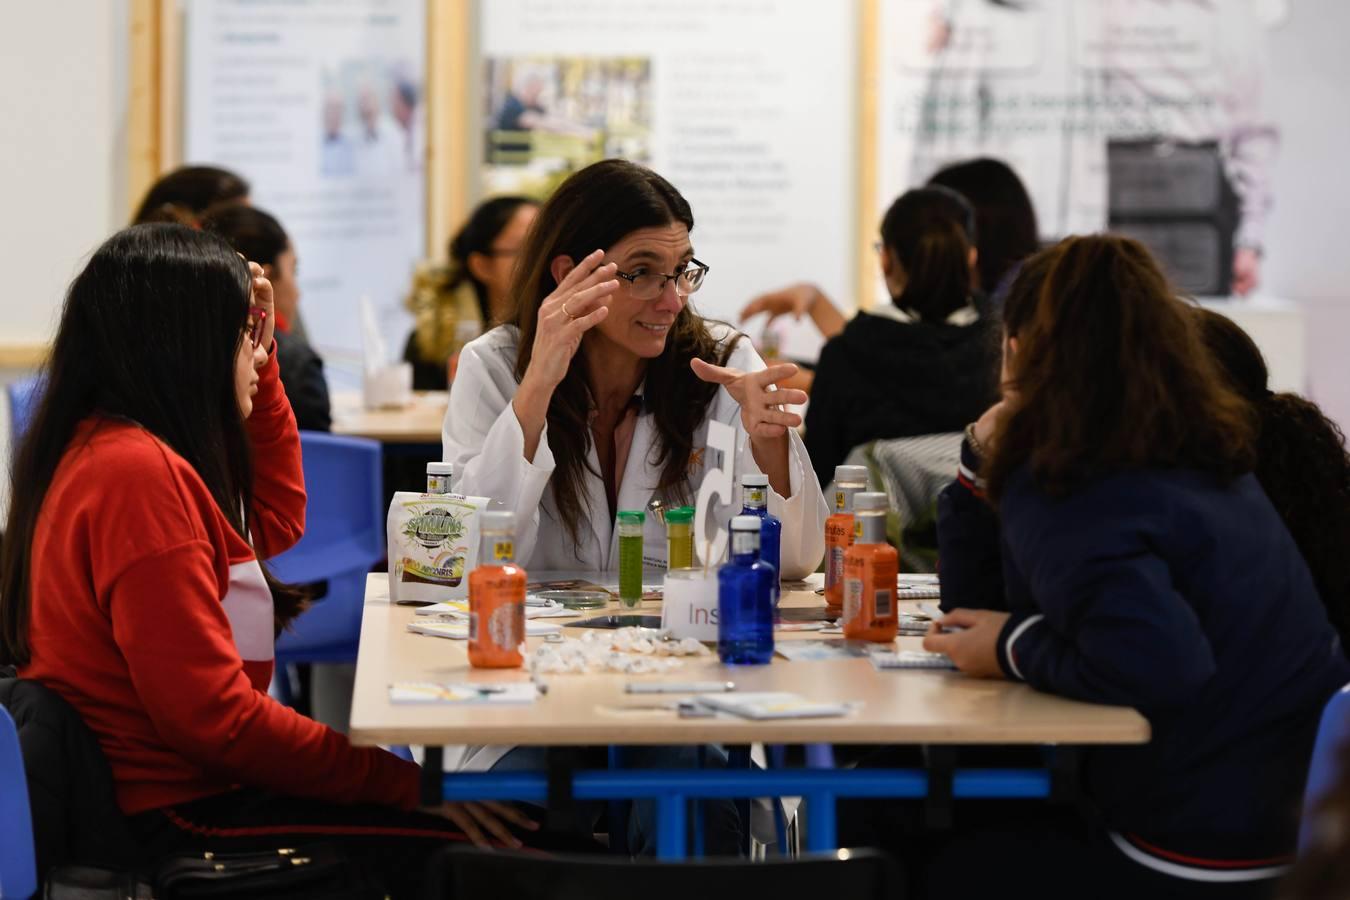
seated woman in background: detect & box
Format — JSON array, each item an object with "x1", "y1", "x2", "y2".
[
  {"x1": 923, "y1": 236, "x2": 1349, "y2": 899},
  {"x1": 131, "y1": 164, "x2": 251, "y2": 226},
  {"x1": 800, "y1": 186, "x2": 997, "y2": 487},
  {"x1": 404, "y1": 196, "x2": 538, "y2": 389},
  {"x1": 0, "y1": 224, "x2": 545, "y2": 897},
  {"x1": 927, "y1": 156, "x2": 1040, "y2": 315},
  {"x1": 202, "y1": 204, "x2": 331, "y2": 431},
  {"x1": 1195, "y1": 307, "x2": 1350, "y2": 651}
]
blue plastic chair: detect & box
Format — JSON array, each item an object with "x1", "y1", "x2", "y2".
[
  {"x1": 1299, "y1": 682, "x2": 1350, "y2": 854},
  {"x1": 0, "y1": 705, "x2": 38, "y2": 900},
  {"x1": 268, "y1": 432, "x2": 384, "y2": 702},
  {"x1": 6, "y1": 376, "x2": 43, "y2": 450}
]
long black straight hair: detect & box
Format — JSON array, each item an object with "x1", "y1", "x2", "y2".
[{"x1": 1, "y1": 224, "x2": 270, "y2": 665}]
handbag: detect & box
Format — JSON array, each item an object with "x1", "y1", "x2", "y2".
[{"x1": 152, "y1": 845, "x2": 384, "y2": 900}]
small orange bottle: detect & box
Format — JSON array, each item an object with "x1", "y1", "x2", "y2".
[
  {"x1": 468, "y1": 510, "x2": 526, "y2": 668},
  {"x1": 824, "y1": 465, "x2": 869, "y2": 616},
  {"x1": 842, "y1": 492, "x2": 898, "y2": 642}
]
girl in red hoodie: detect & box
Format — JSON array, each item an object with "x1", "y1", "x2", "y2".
[{"x1": 0, "y1": 224, "x2": 536, "y2": 895}]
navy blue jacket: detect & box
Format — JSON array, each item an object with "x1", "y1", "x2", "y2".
[{"x1": 937, "y1": 441, "x2": 1350, "y2": 869}]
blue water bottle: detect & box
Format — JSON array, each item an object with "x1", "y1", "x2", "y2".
[
  {"x1": 740, "y1": 473, "x2": 782, "y2": 604},
  {"x1": 718, "y1": 515, "x2": 776, "y2": 665}
]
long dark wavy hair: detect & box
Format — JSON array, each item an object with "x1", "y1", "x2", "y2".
[
  {"x1": 984, "y1": 235, "x2": 1257, "y2": 502},
  {"x1": 0, "y1": 224, "x2": 302, "y2": 665},
  {"x1": 1196, "y1": 308, "x2": 1350, "y2": 648},
  {"x1": 510, "y1": 160, "x2": 734, "y2": 550}
]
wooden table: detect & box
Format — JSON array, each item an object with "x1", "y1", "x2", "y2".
[
  {"x1": 330, "y1": 391, "x2": 447, "y2": 444},
  {"x1": 350, "y1": 572, "x2": 1147, "y2": 855},
  {"x1": 351, "y1": 574, "x2": 1147, "y2": 748}
]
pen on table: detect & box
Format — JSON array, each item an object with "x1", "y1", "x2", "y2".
[
  {"x1": 625, "y1": 681, "x2": 736, "y2": 694},
  {"x1": 918, "y1": 602, "x2": 966, "y2": 633}
]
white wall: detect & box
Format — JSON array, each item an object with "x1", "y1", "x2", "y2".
[
  {"x1": 0, "y1": 0, "x2": 128, "y2": 513},
  {"x1": 1262, "y1": 0, "x2": 1350, "y2": 426}
]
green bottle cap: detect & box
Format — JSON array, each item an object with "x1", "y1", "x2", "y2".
[
  {"x1": 617, "y1": 510, "x2": 645, "y2": 525},
  {"x1": 664, "y1": 506, "x2": 694, "y2": 525}
]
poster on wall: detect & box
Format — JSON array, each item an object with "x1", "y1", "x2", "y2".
[
  {"x1": 477, "y1": 0, "x2": 858, "y2": 360},
  {"x1": 185, "y1": 0, "x2": 426, "y2": 369},
  {"x1": 878, "y1": 0, "x2": 1284, "y2": 298}
]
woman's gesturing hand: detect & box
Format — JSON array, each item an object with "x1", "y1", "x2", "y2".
[
  {"x1": 691, "y1": 358, "x2": 807, "y2": 441},
  {"x1": 523, "y1": 249, "x2": 617, "y2": 392}
]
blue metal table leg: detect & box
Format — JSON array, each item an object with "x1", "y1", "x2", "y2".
[
  {"x1": 607, "y1": 745, "x2": 630, "y2": 855},
  {"x1": 727, "y1": 745, "x2": 752, "y2": 857},
  {"x1": 655, "y1": 792, "x2": 688, "y2": 860},
  {"x1": 804, "y1": 791, "x2": 837, "y2": 853}
]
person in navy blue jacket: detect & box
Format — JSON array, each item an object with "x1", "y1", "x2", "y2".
[{"x1": 925, "y1": 236, "x2": 1350, "y2": 899}]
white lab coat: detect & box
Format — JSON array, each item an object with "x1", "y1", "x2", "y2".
[{"x1": 443, "y1": 323, "x2": 828, "y2": 579}]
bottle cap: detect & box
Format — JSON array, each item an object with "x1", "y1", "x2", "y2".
[
  {"x1": 740, "y1": 473, "x2": 769, "y2": 488},
  {"x1": 617, "y1": 510, "x2": 645, "y2": 525},
  {"x1": 731, "y1": 515, "x2": 763, "y2": 531},
  {"x1": 480, "y1": 510, "x2": 516, "y2": 530},
  {"x1": 854, "y1": 492, "x2": 888, "y2": 512},
  {"x1": 665, "y1": 506, "x2": 694, "y2": 524},
  {"x1": 834, "y1": 465, "x2": 868, "y2": 484},
  {"x1": 426, "y1": 462, "x2": 453, "y2": 476}
]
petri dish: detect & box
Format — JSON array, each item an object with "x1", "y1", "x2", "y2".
[{"x1": 536, "y1": 589, "x2": 610, "y2": 610}]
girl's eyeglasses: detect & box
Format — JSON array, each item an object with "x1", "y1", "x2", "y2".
[{"x1": 247, "y1": 307, "x2": 268, "y2": 349}]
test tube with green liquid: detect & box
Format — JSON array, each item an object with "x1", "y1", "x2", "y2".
[{"x1": 617, "y1": 510, "x2": 645, "y2": 607}]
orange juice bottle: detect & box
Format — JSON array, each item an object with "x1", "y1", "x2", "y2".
[
  {"x1": 842, "y1": 492, "x2": 898, "y2": 642},
  {"x1": 468, "y1": 511, "x2": 526, "y2": 668},
  {"x1": 824, "y1": 465, "x2": 868, "y2": 616}
]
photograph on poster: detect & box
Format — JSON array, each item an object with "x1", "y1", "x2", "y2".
[
  {"x1": 482, "y1": 56, "x2": 653, "y2": 197},
  {"x1": 321, "y1": 60, "x2": 424, "y2": 179},
  {"x1": 884, "y1": 0, "x2": 1279, "y2": 296}
]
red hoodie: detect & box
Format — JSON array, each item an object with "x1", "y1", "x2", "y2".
[{"x1": 22, "y1": 351, "x2": 419, "y2": 814}]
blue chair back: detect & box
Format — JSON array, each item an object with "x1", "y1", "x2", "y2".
[
  {"x1": 1300, "y1": 683, "x2": 1350, "y2": 854},
  {"x1": 270, "y1": 431, "x2": 384, "y2": 658},
  {"x1": 0, "y1": 705, "x2": 37, "y2": 900},
  {"x1": 6, "y1": 376, "x2": 44, "y2": 450}
]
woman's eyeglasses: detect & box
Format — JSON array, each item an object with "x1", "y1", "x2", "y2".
[
  {"x1": 247, "y1": 307, "x2": 268, "y2": 349},
  {"x1": 614, "y1": 259, "x2": 710, "y2": 302}
]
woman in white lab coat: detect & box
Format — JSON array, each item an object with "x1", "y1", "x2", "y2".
[{"x1": 444, "y1": 159, "x2": 827, "y2": 577}]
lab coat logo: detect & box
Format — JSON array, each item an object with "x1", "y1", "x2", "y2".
[{"x1": 692, "y1": 420, "x2": 736, "y2": 565}]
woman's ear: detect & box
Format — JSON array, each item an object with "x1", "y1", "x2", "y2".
[
  {"x1": 968, "y1": 246, "x2": 979, "y2": 278},
  {"x1": 261, "y1": 263, "x2": 277, "y2": 281},
  {"x1": 549, "y1": 254, "x2": 576, "y2": 285},
  {"x1": 466, "y1": 251, "x2": 492, "y2": 285}
]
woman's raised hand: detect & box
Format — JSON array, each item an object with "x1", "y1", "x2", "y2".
[
  {"x1": 523, "y1": 249, "x2": 617, "y2": 392},
  {"x1": 246, "y1": 260, "x2": 277, "y2": 351},
  {"x1": 691, "y1": 358, "x2": 808, "y2": 441},
  {"x1": 737, "y1": 283, "x2": 818, "y2": 325}
]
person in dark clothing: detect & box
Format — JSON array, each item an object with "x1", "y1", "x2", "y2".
[
  {"x1": 1195, "y1": 307, "x2": 1350, "y2": 653},
  {"x1": 917, "y1": 236, "x2": 1350, "y2": 898},
  {"x1": 801, "y1": 186, "x2": 997, "y2": 487},
  {"x1": 202, "y1": 205, "x2": 332, "y2": 431}
]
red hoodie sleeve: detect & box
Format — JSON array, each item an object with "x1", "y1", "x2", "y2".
[
  {"x1": 109, "y1": 540, "x2": 421, "y2": 810},
  {"x1": 248, "y1": 346, "x2": 307, "y2": 558}
]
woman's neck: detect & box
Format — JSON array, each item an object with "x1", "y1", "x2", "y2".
[{"x1": 583, "y1": 336, "x2": 646, "y2": 414}]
